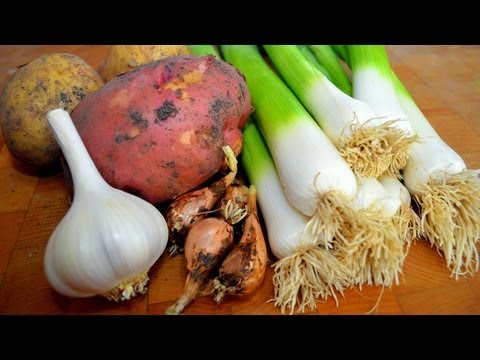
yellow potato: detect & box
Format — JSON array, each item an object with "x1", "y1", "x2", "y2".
[
  {"x1": 0, "y1": 53, "x2": 104, "y2": 168},
  {"x1": 99, "y1": 45, "x2": 190, "y2": 82}
]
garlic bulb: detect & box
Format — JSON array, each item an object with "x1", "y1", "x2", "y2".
[{"x1": 44, "y1": 109, "x2": 168, "y2": 301}]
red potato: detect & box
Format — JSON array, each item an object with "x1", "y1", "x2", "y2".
[{"x1": 71, "y1": 55, "x2": 251, "y2": 204}]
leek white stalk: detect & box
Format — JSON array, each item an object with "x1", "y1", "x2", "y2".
[
  {"x1": 351, "y1": 177, "x2": 401, "y2": 217},
  {"x1": 44, "y1": 109, "x2": 168, "y2": 301},
  {"x1": 348, "y1": 45, "x2": 418, "y2": 176},
  {"x1": 349, "y1": 46, "x2": 408, "y2": 124},
  {"x1": 392, "y1": 73, "x2": 480, "y2": 277},
  {"x1": 221, "y1": 45, "x2": 359, "y2": 247},
  {"x1": 263, "y1": 45, "x2": 416, "y2": 179},
  {"x1": 242, "y1": 120, "x2": 351, "y2": 314}
]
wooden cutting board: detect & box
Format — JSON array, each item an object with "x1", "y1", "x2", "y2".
[{"x1": 0, "y1": 45, "x2": 479, "y2": 315}]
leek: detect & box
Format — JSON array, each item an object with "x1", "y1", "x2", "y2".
[
  {"x1": 242, "y1": 120, "x2": 350, "y2": 313},
  {"x1": 348, "y1": 45, "x2": 419, "y2": 176},
  {"x1": 308, "y1": 45, "x2": 352, "y2": 96},
  {"x1": 323, "y1": 46, "x2": 420, "y2": 246},
  {"x1": 297, "y1": 45, "x2": 332, "y2": 82},
  {"x1": 392, "y1": 72, "x2": 480, "y2": 277},
  {"x1": 264, "y1": 45, "x2": 416, "y2": 179},
  {"x1": 221, "y1": 45, "x2": 357, "y2": 225},
  {"x1": 331, "y1": 45, "x2": 350, "y2": 65},
  {"x1": 348, "y1": 44, "x2": 479, "y2": 276}
]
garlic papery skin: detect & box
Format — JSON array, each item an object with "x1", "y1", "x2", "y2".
[{"x1": 44, "y1": 109, "x2": 168, "y2": 301}]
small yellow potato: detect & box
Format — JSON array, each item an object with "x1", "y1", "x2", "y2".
[
  {"x1": 99, "y1": 45, "x2": 190, "y2": 82},
  {"x1": 0, "y1": 53, "x2": 104, "y2": 167}
]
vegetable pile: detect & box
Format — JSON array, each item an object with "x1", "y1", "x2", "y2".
[{"x1": 0, "y1": 44, "x2": 477, "y2": 315}]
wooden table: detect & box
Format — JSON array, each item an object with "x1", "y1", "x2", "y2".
[{"x1": 0, "y1": 45, "x2": 479, "y2": 315}]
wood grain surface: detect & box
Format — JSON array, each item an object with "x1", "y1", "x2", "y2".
[{"x1": 0, "y1": 45, "x2": 479, "y2": 315}]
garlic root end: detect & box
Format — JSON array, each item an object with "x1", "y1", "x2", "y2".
[{"x1": 102, "y1": 269, "x2": 150, "y2": 301}]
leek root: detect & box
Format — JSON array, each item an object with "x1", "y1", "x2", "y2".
[
  {"x1": 336, "y1": 209, "x2": 406, "y2": 287},
  {"x1": 414, "y1": 172, "x2": 480, "y2": 276},
  {"x1": 272, "y1": 244, "x2": 350, "y2": 314},
  {"x1": 340, "y1": 118, "x2": 418, "y2": 178}
]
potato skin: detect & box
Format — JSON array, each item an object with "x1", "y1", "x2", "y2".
[
  {"x1": 0, "y1": 53, "x2": 104, "y2": 167},
  {"x1": 99, "y1": 45, "x2": 190, "y2": 82},
  {"x1": 72, "y1": 55, "x2": 251, "y2": 204}
]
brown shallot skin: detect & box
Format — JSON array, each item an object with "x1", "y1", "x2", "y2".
[
  {"x1": 166, "y1": 154, "x2": 237, "y2": 255},
  {"x1": 165, "y1": 217, "x2": 234, "y2": 315},
  {"x1": 213, "y1": 186, "x2": 267, "y2": 303}
]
